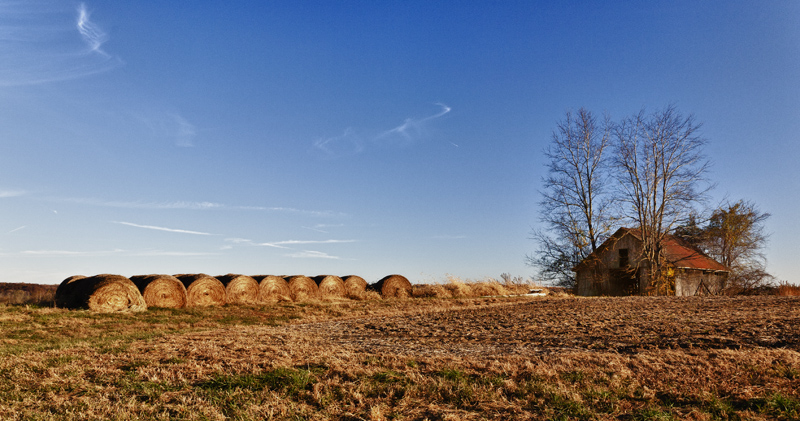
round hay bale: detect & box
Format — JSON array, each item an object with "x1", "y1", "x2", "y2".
[
  {"x1": 55, "y1": 275, "x2": 87, "y2": 308},
  {"x1": 257, "y1": 275, "x2": 292, "y2": 304},
  {"x1": 175, "y1": 274, "x2": 226, "y2": 307},
  {"x1": 313, "y1": 275, "x2": 346, "y2": 299},
  {"x1": 130, "y1": 274, "x2": 187, "y2": 309},
  {"x1": 373, "y1": 274, "x2": 412, "y2": 299},
  {"x1": 59, "y1": 274, "x2": 147, "y2": 312},
  {"x1": 217, "y1": 274, "x2": 259, "y2": 305},
  {"x1": 285, "y1": 275, "x2": 319, "y2": 302},
  {"x1": 342, "y1": 275, "x2": 368, "y2": 300}
]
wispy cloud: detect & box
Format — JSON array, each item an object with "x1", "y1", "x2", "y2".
[
  {"x1": 301, "y1": 223, "x2": 344, "y2": 234},
  {"x1": 313, "y1": 128, "x2": 363, "y2": 158},
  {"x1": 272, "y1": 239, "x2": 355, "y2": 245},
  {"x1": 173, "y1": 114, "x2": 197, "y2": 147},
  {"x1": 223, "y1": 237, "x2": 289, "y2": 249},
  {"x1": 77, "y1": 3, "x2": 107, "y2": 55},
  {"x1": 57, "y1": 197, "x2": 225, "y2": 210},
  {"x1": 312, "y1": 103, "x2": 451, "y2": 158},
  {"x1": 223, "y1": 238, "x2": 354, "y2": 249},
  {"x1": 0, "y1": 2, "x2": 121, "y2": 86},
  {"x1": 7, "y1": 226, "x2": 26, "y2": 234},
  {"x1": 132, "y1": 250, "x2": 218, "y2": 257},
  {"x1": 284, "y1": 250, "x2": 343, "y2": 259},
  {"x1": 115, "y1": 221, "x2": 213, "y2": 236},
  {"x1": 54, "y1": 197, "x2": 344, "y2": 217},
  {"x1": 0, "y1": 189, "x2": 26, "y2": 198},
  {"x1": 137, "y1": 112, "x2": 198, "y2": 147},
  {"x1": 431, "y1": 234, "x2": 467, "y2": 240},
  {"x1": 253, "y1": 207, "x2": 346, "y2": 218},
  {"x1": 378, "y1": 103, "x2": 451, "y2": 141},
  {"x1": 21, "y1": 249, "x2": 124, "y2": 256},
  {"x1": 17, "y1": 248, "x2": 216, "y2": 257}
]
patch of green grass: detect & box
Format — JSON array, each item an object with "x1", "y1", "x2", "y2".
[
  {"x1": 753, "y1": 393, "x2": 800, "y2": 419},
  {"x1": 583, "y1": 388, "x2": 618, "y2": 413},
  {"x1": 197, "y1": 367, "x2": 318, "y2": 398},
  {"x1": 634, "y1": 407, "x2": 676, "y2": 420},
  {"x1": 44, "y1": 355, "x2": 77, "y2": 368},
  {"x1": 438, "y1": 368, "x2": 467, "y2": 382},
  {"x1": 371, "y1": 370, "x2": 405, "y2": 384},
  {"x1": 161, "y1": 356, "x2": 185, "y2": 365},
  {"x1": 548, "y1": 393, "x2": 593, "y2": 420},
  {"x1": 432, "y1": 368, "x2": 478, "y2": 408},
  {"x1": 561, "y1": 369, "x2": 585, "y2": 384},
  {"x1": 702, "y1": 395, "x2": 736, "y2": 419}
]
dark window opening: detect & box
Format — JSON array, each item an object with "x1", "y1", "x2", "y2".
[{"x1": 619, "y1": 248, "x2": 629, "y2": 267}]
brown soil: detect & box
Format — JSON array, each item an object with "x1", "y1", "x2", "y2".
[{"x1": 287, "y1": 296, "x2": 800, "y2": 357}]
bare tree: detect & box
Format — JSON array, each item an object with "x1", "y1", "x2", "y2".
[
  {"x1": 613, "y1": 105, "x2": 711, "y2": 294},
  {"x1": 528, "y1": 108, "x2": 614, "y2": 287}
]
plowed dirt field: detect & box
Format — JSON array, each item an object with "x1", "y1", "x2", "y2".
[{"x1": 289, "y1": 296, "x2": 800, "y2": 357}]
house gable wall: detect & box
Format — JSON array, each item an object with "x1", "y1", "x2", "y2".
[
  {"x1": 575, "y1": 228, "x2": 729, "y2": 297},
  {"x1": 576, "y1": 232, "x2": 647, "y2": 296}
]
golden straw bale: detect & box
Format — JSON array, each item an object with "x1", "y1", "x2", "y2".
[
  {"x1": 217, "y1": 274, "x2": 259, "y2": 305},
  {"x1": 130, "y1": 274, "x2": 187, "y2": 309},
  {"x1": 373, "y1": 274, "x2": 413, "y2": 299},
  {"x1": 175, "y1": 274, "x2": 226, "y2": 307},
  {"x1": 412, "y1": 283, "x2": 452, "y2": 299},
  {"x1": 313, "y1": 275, "x2": 346, "y2": 299},
  {"x1": 469, "y1": 280, "x2": 507, "y2": 297},
  {"x1": 256, "y1": 275, "x2": 292, "y2": 303},
  {"x1": 55, "y1": 275, "x2": 87, "y2": 308},
  {"x1": 342, "y1": 275, "x2": 368, "y2": 300},
  {"x1": 58, "y1": 274, "x2": 147, "y2": 312},
  {"x1": 285, "y1": 275, "x2": 319, "y2": 302},
  {"x1": 444, "y1": 277, "x2": 473, "y2": 298}
]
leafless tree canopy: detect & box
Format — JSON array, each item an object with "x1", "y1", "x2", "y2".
[
  {"x1": 531, "y1": 106, "x2": 721, "y2": 291},
  {"x1": 529, "y1": 108, "x2": 613, "y2": 287},
  {"x1": 612, "y1": 106, "x2": 712, "y2": 292}
]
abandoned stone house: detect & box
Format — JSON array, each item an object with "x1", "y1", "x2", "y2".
[{"x1": 572, "y1": 227, "x2": 729, "y2": 296}]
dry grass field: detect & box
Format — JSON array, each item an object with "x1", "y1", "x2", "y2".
[{"x1": 1, "y1": 288, "x2": 799, "y2": 420}]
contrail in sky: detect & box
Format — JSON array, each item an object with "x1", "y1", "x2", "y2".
[
  {"x1": 7, "y1": 226, "x2": 26, "y2": 234},
  {"x1": 77, "y1": 3, "x2": 108, "y2": 54},
  {"x1": 115, "y1": 221, "x2": 213, "y2": 236},
  {"x1": 379, "y1": 103, "x2": 451, "y2": 139}
]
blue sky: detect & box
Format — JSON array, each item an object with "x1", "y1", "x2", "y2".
[{"x1": 1, "y1": 1, "x2": 798, "y2": 285}]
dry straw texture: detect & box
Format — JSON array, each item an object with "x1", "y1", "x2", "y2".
[
  {"x1": 176, "y1": 274, "x2": 226, "y2": 307},
  {"x1": 373, "y1": 274, "x2": 413, "y2": 298},
  {"x1": 285, "y1": 275, "x2": 319, "y2": 302},
  {"x1": 217, "y1": 274, "x2": 259, "y2": 305},
  {"x1": 56, "y1": 274, "x2": 147, "y2": 312},
  {"x1": 313, "y1": 275, "x2": 346, "y2": 299},
  {"x1": 342, "y1": 275, "x2": 368, "y2": 300},
  {"x1": 3, "y1": 296, "x2": 800, "y2": 419},
  {"x1": 255, "y1": 275, "x2": 292, "y2": 304},
  {"x1": 130, "y1": 274, "x2": 187, "y2": 309}
]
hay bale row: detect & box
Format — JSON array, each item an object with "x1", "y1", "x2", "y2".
[
  {"x1": 254, "y1": 275, "x2": 292, "y2": 303},
  {"x1": 55, "y1": 273, "x2": 413, "y2": 311},
  {"x1": 371, "y1": 274, "x2": 413, "y2": 298},
  {"x1": 176, "y1": 274, "x2": 226, "y2": 307},
  {"x1": 56, "y1": 274, "x2": 146, "y2": 313},
  {"x1": 130, "y1": 274, "x2": 187, "y2": 309},
  {"x1": 343, "y1": 275, "x2": 368, "y2": 300},
  {"x1": 286, "y1": 275, "x2": 319, "y2": 301},
  {"x1": 314, "y1": 275, "x2": 346, "y2": 299},
  {"x1": 217, "y1": 274, "x2": 259, "y2": 305}
]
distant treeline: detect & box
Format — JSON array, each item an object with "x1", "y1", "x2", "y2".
[{"x1": 0, "y1": 283, "x2": 58, "y2": 305}]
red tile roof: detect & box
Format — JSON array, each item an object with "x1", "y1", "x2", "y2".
[{"x1": 574, "y1": 227, "x2": 729, "y2": 272}]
